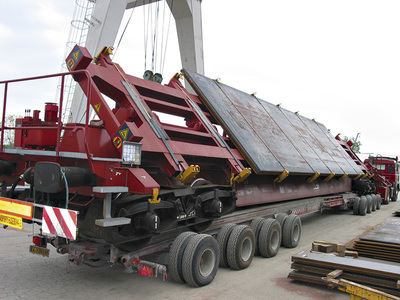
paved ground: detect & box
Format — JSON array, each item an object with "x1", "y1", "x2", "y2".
[{"x1": 1, "y1": 200, "x2": 399, "y2": 300}]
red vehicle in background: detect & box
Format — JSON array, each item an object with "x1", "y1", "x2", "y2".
[{"x1": 364, "y1": 156, "x2": 399, "y2": 203}]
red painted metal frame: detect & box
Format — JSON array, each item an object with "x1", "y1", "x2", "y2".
[{"x1": 0, "y1": 45, "x2": 359, "y2": 206}]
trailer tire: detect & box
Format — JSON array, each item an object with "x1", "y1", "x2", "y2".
[
  {"x1": 217, "y1": 223, "x2": 236, "y2": 267},
  {"x1": 250, "y1": 218, "x2": 265, "y2": 256},
  {"x1": 275, "y1": 213, "x2": 288, "y2": 245},
  {"x1": 275, "y1": 213, "x2": 288, "y2": 228},
  {"x1": 366, "y1": 195, "x2": 372, "y2": 213},
  {"x1": 168, "y1": 231, "x2": 197, "y2": 283},
  {"x1": 226, "y1": 225, "x2": 255, "y2": 270},
  {"x1": 359, "y1": 196, "x2": 367, "y2": 216},
  {"x1": 371, "y1": 195, "x2": 377, "y2": 211},
  {"x1": 258, "y1": 218, "x2": 281, "y2": 258},
  {"x1": 375, "y1": 194, "x2": 382, "y2": 210},
  {"x1": 352, "y1": 197, "x2": 360, "y2": 215},
  {"x1": 282, "y1": 214, "x2": 301, "y2": 248},
  {"x1": 182, "y1": 234, "x2": 219, "y2": 287}
]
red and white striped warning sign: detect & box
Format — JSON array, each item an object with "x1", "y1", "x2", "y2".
[{"x1": 42, "y1": 206, "x2": 77, "y2": 240}]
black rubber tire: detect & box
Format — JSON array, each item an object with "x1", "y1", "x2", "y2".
[
  {"x1": 275, "y1": 213, "x2": 288, "y2": 228},
  {"x1": 371, "y1": 195, "x2": 376, "y2": 211},
  {"x1": 375, "y1": 194, "x2": 382, "y2": 210},
  {"x1": 182, "y1": 234, "x2": 220, "y2": 287},
  {"x1": 359, "y1": 196, "x2": 367, "y2": 216},
  {"x1": 282, "y1": 214, "x2": 301, "y2": 248},
  {"x1": 226, "y1": 225, "x2": 255, "y2": 270},
  {"x1": 258, "y1": 218, "x2": 281, "y2": 258},
  {"x1": 275, "y1": 213, "x2": 288, "y2": 246},
  {"x1": 250, "y1": 218, "x2": 265, "y2": 256},
  {"x1": 352, "y1": 197, "x2": 360, "y2": 215},
  {"x1": 216, "y1": 223, "x2": 236, "y2": 267},
  {"x1": 168, "y1": 232, "x2": 197, "y2": 283},
  {"x1": 366, "y1": 195, "x2": 372, "y2": 213}
]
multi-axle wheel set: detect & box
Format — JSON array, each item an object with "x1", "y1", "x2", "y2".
[
  {"x1": 167, "y1": 214, "x2": 301, "y2": 287},
  {"x1": 352, "y1": 194, "x2": 382, "y2": 216}
]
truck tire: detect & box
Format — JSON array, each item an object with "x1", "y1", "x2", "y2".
[
  {"x1": 391, "y1": 192, "x2": 398, "y2": 202},
  {"x1": 275, "y1": 213, "x2": 288, "y2": 246},
  {"x1": 226, "y1": 225, "x2": 255, "y2": 270},
  {"x1": 168, "y1": 232, "x2": 197, "y2": 283},
  {"x1": 275, "y1": 213, "x2": 288, "y2": 228},
  {"x1": 282, "y1": 214, "x2": 301, "y2": 248},
  {"x1": 366, "y1": 195, "x2": 372, "y2": 213},
  {"x1": 352, "y1": 197, "x2": 360, "y2": 215},
  {"x1": 371, "y1": 195, "x2": 377, "y2": 211},
  {"x1": 375, "y1": 194, "x2": 382, "y2": 210},
  {"x1": 359, "y1": 196, "x2": 367, "y2": 216},
  {"x1": 182, "y1": 234, "x2": 220, "y2": 287},
  {"x1": 217, "y1": 223, "x2": 236, "y2": 267},
  {"x1": 258, "y1": 218, "x2": 281, "y2": 258},
  {"x1": 250, "y1": 218, "x2": 265, "y2": 256}
]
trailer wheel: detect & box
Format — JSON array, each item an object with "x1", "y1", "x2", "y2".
[
  {"x1": 258, "y1": 218, "x2": 281, "y2": 258},
  {"x1": 352, "y1": 197, "x2": 360, "y2": 215},
  {"x1": 275, "y1": 213, "x2": 288, "y2": 245},
  {"x1": 217, "y1": 223, "x2": 236, "y2": 267},
  {"x1": 182, "y1": 234, "x2": 220, "y2": 287},
  {"x1": 282, "y1": 214, "x2": 301, "y2": 248},
  {"x1": 366, "y1": 195, "x2": 372, "y2": 213},
  {"x1": 359, "y1": 196, "x2": 367, "y2": 216},
  {"x1": 371, "y1": 195, "x2": 377, "y2": 211},
  {"x1": 250, "y1": 218, "x2": 265, "y2": 256},
  {"x1": 168, "y1": 232, "x2": 197, "y2": 283},
  {"x1": 226, "y1": 225, "x2": 255, "y2": 270},
  {"x1": 275, "y1": 213, "x2": 288, "y2": 228},
  {"x1": 375, "y1": 194, "x2": 382, "y2": 210}
]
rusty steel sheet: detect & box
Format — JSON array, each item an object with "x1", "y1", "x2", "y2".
[
  {"x1": 183, "y1": 69, "x2": 361, "y2": 176},
  {"x1": 289, "y1": 269, "x2": 400, "y2": 297},
  {"x1": 291, "y1": 262, "x2": 400, "y2": 290},
  {"x1": 292, "y1": 251, "x2": 400, "y2": 280},
  {"x1": 360, "y1": 218, "x2": 400, "y2": 245}
]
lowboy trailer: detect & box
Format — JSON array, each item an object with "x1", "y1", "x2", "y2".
[{"x1": 0, "y1": 45, "x2": 382, "y2": 286}]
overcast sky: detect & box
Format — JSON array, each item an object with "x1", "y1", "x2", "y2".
[{"x1": 1, "y1": 0, "x2": 399, "y2": 160}]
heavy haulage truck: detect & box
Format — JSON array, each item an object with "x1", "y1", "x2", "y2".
[{"x1": 0, "y1": 46, "x2": 382, "y2": 287}]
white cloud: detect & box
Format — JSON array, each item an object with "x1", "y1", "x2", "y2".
[{"x1": 0, "y1": 23, "x2": 12, "y2": 40}]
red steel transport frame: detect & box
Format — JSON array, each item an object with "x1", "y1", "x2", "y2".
[{"x1": 0, "y1": 45, "x2": 383, "y2": 287}]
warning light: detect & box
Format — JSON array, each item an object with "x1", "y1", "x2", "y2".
[{"x1": 32, "y1": 235, "x2": 47, "y2": 247}]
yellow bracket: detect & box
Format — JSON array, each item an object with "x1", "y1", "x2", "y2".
[
  {"x1": 338, "y1": 173, "x2": 348, "y2": 181},
  {"x1": 94, "y1": 46, "x2": 114, "y2": 64},
  {"x1": 324, "y1": 172, "x2": 335, "y2": 183},
  {"x1": 353, "y1": 174, "x2": 362, "y2": 181},
  {"x1": 172, "y1": 72, "x2": 183, "y2": 80},
  {"x1": 148, "y1": 188, "x2": 161, "y2": 204},
  {"x1": 177, "y1": 165, "x2": 200, "y2": 184},
  {"x1": 368, "y1": 173, "x2": 374, "y2": 179},
  {"x1": 231, "y1": 168, "x2": 252, "y2": 185},
  {"x1": 306, "y1": 172, "x2": 320, "y2": 183},
  {"x1": 274, "y1": 170, "x2": 289, "y2": 183},
  {"x1": 361, "y1": 173, "x2": 369, "y2": 179}
]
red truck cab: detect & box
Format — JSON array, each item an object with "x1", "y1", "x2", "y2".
[{"x1": 364, "y1": 156, "x2": 399, "y2": 202}]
